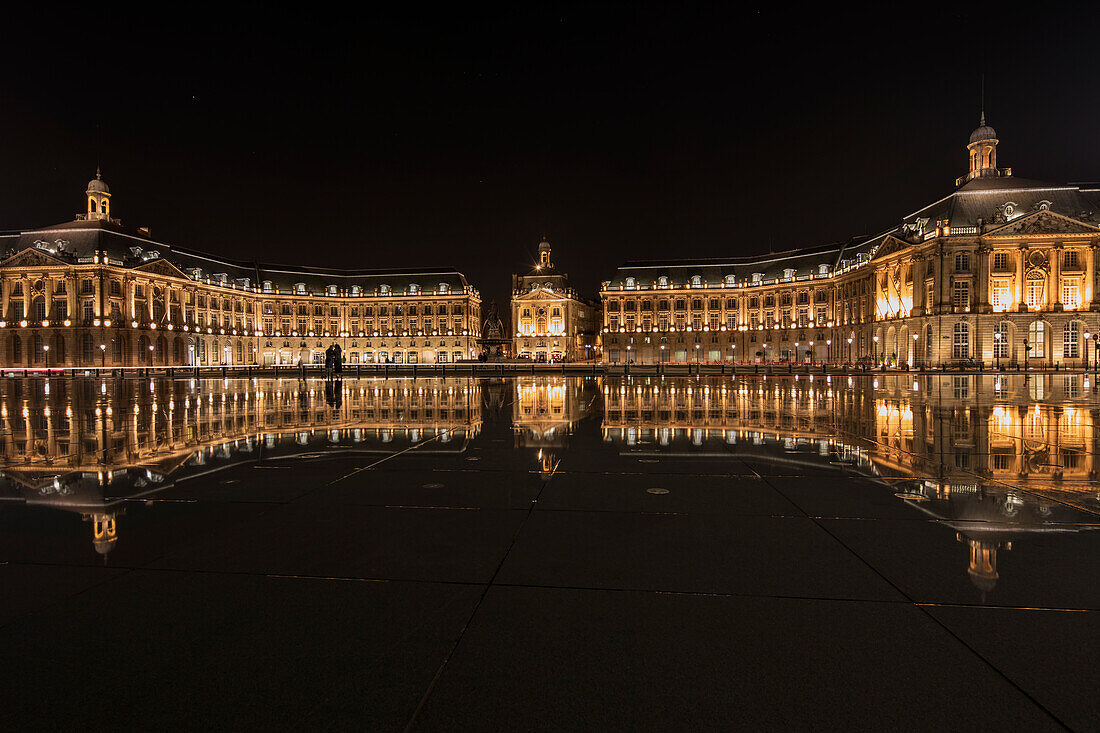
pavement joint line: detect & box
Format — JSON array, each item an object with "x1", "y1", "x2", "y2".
[
  {"x1": 402, "y1": 400, "x2": 562, "y2": 732},
  {"x1": 754, "y1": 463, "x2": 1075, "y2": 730},
  {"x1": 5, "y1": 560, "x2": 1099, "y2": 613}
]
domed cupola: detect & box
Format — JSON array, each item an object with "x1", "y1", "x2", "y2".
[
  {"x1": 964, "y1": 113, "x2": 1001, "y2": 182},
  {"x1": 537, "y1": 237, "x2": 552, "y2": 269},
  {"x1": 85, "y1": 168, "x2": 112, "y2": 220}
]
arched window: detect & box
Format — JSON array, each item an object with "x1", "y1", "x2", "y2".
[
  {"x1": 625, "y1": 277, "x2": 636, "y2": 289},
  {"x1": 82, "y1": 334, "x2": 94, "y2": 364},
  {"x1": 138, "y1": 335, "x2": 148, "y2": 363},
  {"x1": 32, "y1": 334, "x2": 43, "y2": 363},
  {"x1": 993, "y1": 322, "x2": 1010, "y2": 359},
  {"x1": 925, "y1": 325, "x2": 934, "y2": 360},
  {"x1": 982, "y1": 146, "x2": 993, "y2": 168},
  {"x1": 1064, "y1": 321, "x2": 1081, "y2": 359},
  {"x1": 952, "y1": 322, "x2": 969, "y2": 359},
  {"x1": 1028, "y1": 321, "x2": 1046, "y2": 358},
  {"x1": 31, "y1": 296, "x2": 46, "y2": 322},
  {"x1": 156, "y1": 336, "x2": 166, "y2": 364}
]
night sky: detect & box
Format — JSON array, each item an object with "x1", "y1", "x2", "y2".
[{"x1": 2, "y1": 6, "x2": 1098, "y2": 314}]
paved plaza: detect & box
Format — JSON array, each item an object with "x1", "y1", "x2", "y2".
[{"x1": 1, "y1": 375, "x2": 1097, "y2": 730}]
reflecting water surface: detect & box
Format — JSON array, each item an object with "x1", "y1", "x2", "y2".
[{"x1": 2, "y1": 373, "x2": 1098, "y2": 603}]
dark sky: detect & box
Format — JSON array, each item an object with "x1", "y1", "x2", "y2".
[{"x1": 2, "y1": 5, "x2": 1099, "y2": 312}]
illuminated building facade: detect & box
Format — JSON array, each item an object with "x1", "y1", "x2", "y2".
[
  {"x1": 601, "y1": 118, "x2": 1100, "y2": 367},
  {"x1": 510, "y1": 238, "x2": 599, "y2": 361},
  {"x1": 0, "y1": 173, "x2": 482, "y2": 368}
]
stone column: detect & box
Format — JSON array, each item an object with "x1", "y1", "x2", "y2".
[
  {"x1": 1088, "y1": 244, "x2": 1098, "y2": 311},
  {"x1": 1016, "y1": 246, "x2": 1027, "y2": 311},
  {"x1": 1052, "y1": 244, "x2": 1063, "y2": 311},
  {"x1": 976, "y1": 245, "x2": 991, "y2": 312},
  {"x1": 911, "y1": 257, "x2": 925, "y2": 316}
]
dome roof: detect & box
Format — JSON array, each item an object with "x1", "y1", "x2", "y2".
[
  {"x1": 86, "y1": 169, "x2": 109, "y2": 194},
  {"x1": 969, "y1": 125, "x2": 997, "y2": 144}
]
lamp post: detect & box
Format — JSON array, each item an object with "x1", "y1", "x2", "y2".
[
  {"x1": 1023, "y1": 337, "x2": 1030, "y2": 376},
  {"x1": 43, "y1": 343, "x2": 49, "y2": 370},
  {"x1": 809, "y1": 340, "x2": 815, "y2": 366},
  {"x1": 847, "y1": 337, "x2": 853, "y2": 365},
  {"x1": 912, "y1": 332, "x2": 918, "y2": 369},
  {"x1": 189, "y1": 344, "x2": 195, "y2": 367},
  {"x1": 1093, "y1": 331, "x2": 1099, "y2": 373},
  {"x1": 149, "y1": 344, "x2": 155, "y2": 367},
  {"x1": 873, "y1": 335, "x2": 880, "y2": 366},
  {"x1": 100, "y1": 343, "x2": 106, "y2": 368},
  {"x1": 694, "y1": 343, "x2": 700, "y2": 364},
  {"x1": 994, "y1": 331, "x2": 1002, "y2": 370},
  {"x1": 826, "y1": 339, "x2": 831, "y2": 366}
]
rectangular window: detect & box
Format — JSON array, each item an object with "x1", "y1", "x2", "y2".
[
  {"x1": 952, "y1": 281, "x2": 970, "y2": 310},
  {"x1": 1064, "y1": 321, "x2": 1080, "y2": 359},
  {"x1": 1064, "y1": 250, "x2": 1079, "y2": 268},
  {"x1": 1026, "y1": 281, "x2": 1043, "y2": 309},
  {"x1": 991, "y1": 281, "x2": 1009, "y2": 310},
  {"x1": 1063, "y1": 281, "x2": 1080, "y2": 309},
  {"x1": 993, "y1": 251, "x2": 1009, "y2": 269},
  {"x1": 926, "y1": 281, "x2": 934, "y2": 310}
]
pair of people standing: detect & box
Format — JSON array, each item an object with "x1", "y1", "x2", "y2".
[{"x1": 324, "y1": 343, "x2": 343, "y2": 378}]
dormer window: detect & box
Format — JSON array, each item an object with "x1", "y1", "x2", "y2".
[
  {"x1": 142, "y1": 250, "x2": 160, "y2": 261},
  {"x1": 724, "y1": 275, "x2": 736, "y2": 287},
  {"x1": 438, "y1": 283, "x2": 449, "y2": 294},
  {"x1": 657, "y1": 276, "x2": 669, "y2": 289},
  {"x1": 782, "y1": 268, "x2": 795, "y2": 279},
  {"x1": 625, "y1": 277, "x2": 636, "y2": 289},
  {"x1": 326, "y1": 284, "x2": 338, "y2": 296},
  {"x1": 129, "y1": 246, "x2": 143, "y2": 257},
  {"x1": 379, "y1": 284, "x2": 390, "y2": 295},
  {"x1": 407, "y1": 283, "x2": 419, "y2": 295},
  {"x1": 351, "y1": 285, "x2": 361, "y2": 296},
  {"x1": 262, "y1": 280, "x2": 273, "y2": 293},
  {"x1": 690, "y1": 275, "x2": 702, "y2": 288},
  {"x1": 294, "y1": 282, "x2": 307, "y2": 295},
  {"x1": 818, "y1": 264, "x2": 829, "y2": 275},
  {"x1": 752, "y1": 272, "x2": 763, "y2": 283}
]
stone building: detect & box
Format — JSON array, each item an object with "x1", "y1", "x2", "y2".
[
  {"x1": 601, "y1": 117, "x2": 1100, "y2": 367},
  {"x1": 0, "y1": 173, "x2": 481, "y2": 367},
  {"x1": 510, "y1": 238, "x2": 599, "y2": 361}
]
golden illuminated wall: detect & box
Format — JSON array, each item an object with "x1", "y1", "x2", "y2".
[{"x1": 0, "y1": 262, "x2": 482, "y2": 368}]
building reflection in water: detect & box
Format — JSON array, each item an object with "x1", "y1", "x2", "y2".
[
  {"x1": 2, "y1": 373, "x2": 1097, "y2": 598},
  {"x1": 0, "y1": 377, "x2": 481, "y2": 560}
]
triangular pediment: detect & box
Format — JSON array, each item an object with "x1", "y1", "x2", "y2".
[
  {"x1": 985, "y1": 210, "x2": 1100, "y2": 237},
  {"x1": 870, "y1": 235, "x2": 911, "y2": 261},
  {"x1": 133, "y1": 257, "x2": 191, "y2": 279},
  {"x1": 513, "y1": 288, "x2": 564, "y2": 302},
  {"x1": 0, "y1": 247, "x2": 68, "y2": 268}
]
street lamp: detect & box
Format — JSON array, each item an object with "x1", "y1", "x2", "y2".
[
  {"x1": 1023, "y1": 337, "x2": 1031, "y2": 375},
  {"x1": 847, "y1": 337, "x2": 853, "y2": 365},
  {"x1": 189, "y1": 344, "x2": 195, "y2": 366},
  {"x1": 826, "y1": 338, "x2": 831, "y2": 366},
  {"x1": 1093, "y1": 331, "x2": 1099, "y2": 373},
  {"x1": 873, "y1": 335, "x2": 880, "y2": 366},
  {"x1": 100, "y1": 344, "x2": 106, "y2": 368},
  {"x1": 808, "y1": 340, "x2": 814, "y2": 366},
  {"x1": 912, "y1": 332, "x2": 918, "y2": 369},
  {"x1": 149, "y1": 344, "x2": 155, "y2": 367},
  {"x1": 43, "y1": 343, "x2": 49, "y2": 370},
  {"x1": 994, "y1": 331, "x2": 1003, "y2": 370}
]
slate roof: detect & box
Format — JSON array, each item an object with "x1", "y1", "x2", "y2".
[
  {"x1": 605, "y1": 174, "x2": 1100, "y2": 291},
  {"x1": 0, "y1": 219, "x2": 474, "y2": 296}
]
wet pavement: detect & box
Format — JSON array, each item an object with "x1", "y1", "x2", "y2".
[{"x1": 1, "y1": 374, "x2": 1097, "y2": 729}]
